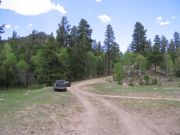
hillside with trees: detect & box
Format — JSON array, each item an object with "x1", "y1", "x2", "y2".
[{"x1": 0, "y1": 17, "x2": 180, "y2": 89}]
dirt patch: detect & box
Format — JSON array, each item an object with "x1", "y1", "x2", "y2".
[
  {"x1": 1, "y1": 97, "x2": 82, "y2": 135},
  {"x1": 69, "y1": 77, "x2": 180, "y2": 135}
]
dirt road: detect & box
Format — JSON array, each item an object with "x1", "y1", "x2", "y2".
[{"x1": 69, "y1": 78, "x2": 177, "y2": 135}]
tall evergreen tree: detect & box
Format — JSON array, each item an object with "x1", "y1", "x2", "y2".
[
  {"x1": 144, "y1": 39, "x2": 152, "y2": 55},
  {"x1": 173, "y1": 32, "x2": 180, "y2": 51},
  {"x1": 0, "y1": 0, "x2": 4, "y2": 41},
  {"x1": 104, "y1": 24, "x2": 115, "y2": 75},
  {"x1": 94, "y1": 41, "x2": 103, "y2": 56},
  {"x1": 175, "y1": 48, "x2": 180, "y2": 76},
  {"x1": 78, "y1": 19, "x2": 92, "y2": 51},
  {"x1": 168, "y1": 39, "x2": 176, "y2": 63},
  {"x1": 111, "y1": 42, "x2": 120, "y2": 63},
  {"x1": 0, "y1": 24, "x2": 5, "y2": 35},
  {"x1": 69, "y1": 26, "x2": 78, "y2": 48},
  {"x1": 68, "y1": 19, "x2": 93, "y2": 80},
  {"x1": 148, "y1": 35, "x2": 162, "y2": 73},
  {"x1": 160, "y1": 35, "x2": 168, "y2": 53},
  {"x1": 56, "y1": 16, "x2": 71, "y2": 47},
  {"x1": 130, "y1": 22, "x2": 147, "y2": 55},
  {"x1": 0, "y1": 24, "x2": 5, "y2": 41},
  {"x1": 32, "y1": 41, "x2": 64, "y2": 85}
]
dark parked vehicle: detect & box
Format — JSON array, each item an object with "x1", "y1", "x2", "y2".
[{"x1": 53, "y1": 80, "x2": 71, "y2": 91}]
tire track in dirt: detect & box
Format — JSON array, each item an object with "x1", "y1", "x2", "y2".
[
  {"x1": 96, "y1": 94, "x2": 180, "y2": 102},
  {"x1": 69, "y1": 78, "x2": 172, "y2": 135}
]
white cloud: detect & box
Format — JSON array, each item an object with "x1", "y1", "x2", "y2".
[
  {"x1": 156, "y1": 16, "x2": 163, "y2": 21},
  {"x1": 5, "y1": 24, "x2": 11, "y2": 29},
  {"x1": 156, "y1": 16, "x2": 172, "y2": 26},
  {"x1": 160, "y1": 21, "x2": 171, "y2": 26},
  {"x1": 172, "y1": 16, "x2": 176, "y2": 19},
  {"x1": 96, "y1": 0, "x2": 102, "y2": 3},
  {"x1": 14, "y1": 26, "x2": 20, "y2": 29},
  {"x1": 26, "y1": 24, "x2": 33, "y2": 28},
  {"x1": 98, "y1": 14, "x2": 111, "y2": 24},
  {"x1": 0, "y1": 0, "x2": 66, "y2": 16}
]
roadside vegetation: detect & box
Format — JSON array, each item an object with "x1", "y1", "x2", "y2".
[
  {"x1": 0, "y1": 87, "x2": 81, "y2": 134},
  {"x1": 90, "y1": 78, "x2": 180, "y2": 97}
]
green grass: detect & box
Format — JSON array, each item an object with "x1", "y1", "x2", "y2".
[
  {"x1": 0, "y1": 87, "x2": 74, "y2": 118},
  {"x1": 89, "y1": 81, "x2": 180, "y2": 97},
  {"x1": 91, "y1": 81, "x2": 180, "y2": 121},
  {"x1": 114, "y1": 98, "x2": 180, "y2": 109},
  {"x1": 111, "y1": 98, "x2": 180, "y2": 120},
  {"x1": 0, "y1": 87, "x2": 78, "y2": 134}
]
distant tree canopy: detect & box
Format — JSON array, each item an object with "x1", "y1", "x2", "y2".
[{"x1": 0, "y1": 17, "x2": 180, "y2": 89}]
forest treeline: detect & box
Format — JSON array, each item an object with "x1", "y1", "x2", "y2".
[{"x1": 0, "y1": 16, "x2": 180, "y2": 89}]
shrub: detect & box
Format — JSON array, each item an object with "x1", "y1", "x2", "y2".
[
  {"x1": 167, "y1": 78, "x2": 173, "y2": 81},
  {"x1": 144, "y1": 75, "x2": 150, "y2": 85},
  {"x1": 129, "y1": 78, "x2": 134, "y2": 86},
  {"x1": 178, "y1": 82, "x2": 180, "y2": 87},
  {"x1": 113, "y1": 63, "x2": 124, "y2": 84},
  {"x1": 151, "y1": 78, "x2": 158, "y2": 85},
  {"x1": 139, "y1": 78, "x2": 144, "y2": 86},
  {"x1": 118, "y1": 81, "x2": 123, "y2": 85},
  {"x1": 175, "y1": 70, "x2": 180, "y2": 77}
]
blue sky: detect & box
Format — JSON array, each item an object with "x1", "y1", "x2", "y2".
[{"x1": 0, "y1": 0, "x2": 180, "y2": 52}]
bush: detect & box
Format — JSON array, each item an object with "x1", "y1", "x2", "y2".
[
  {"x1": 144, "y1": 75, "x2": 150, "y2": 85},
  {"x1": 129, "y1": 78, "x2": 134, "y2": 86},
  {"x1": 151, "y1": 78, "x2": 158, "y2": 85},
  {"x1": 167, "y1": 78, "x2": 173, "y2": 81},
  {"x1": 113, "y1": 63, "x2": 124, "y2": 83},
  {"x1": 139, "y1": 78, "x2": 144, "y2": 86},
  {"x1": 178, "y1": 82, "x2": 180, "y2": 87},
  {"x1": 175, "y1": 70, "x2": 180, "y2": 77},
  {"x1": 117, "y1": 81, "x2": 123, "y2": 85}
]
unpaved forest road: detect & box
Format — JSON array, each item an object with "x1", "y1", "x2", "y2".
[{"x1": 69, "y1": 78, "x2": 178, "y2": 135}]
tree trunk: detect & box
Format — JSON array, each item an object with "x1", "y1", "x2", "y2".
[
  {"x1": 6, "y1": 71, "x2": 9, "y2": 90},
  {"x1": 138, "y1": 65, "x2": 141, "y2": 77},
  {"x1": 25, "y1": 71, "x2": 29, "y2": 87},
  {"x1": 154, "y1": 64, "x2": 157, "y2": 74},
  {"x1": 128, "y1": 65, "x2": 131, "y2": 77},
  {"x1": 108, "y1": 52, "x2": 110, "y2": 75}
]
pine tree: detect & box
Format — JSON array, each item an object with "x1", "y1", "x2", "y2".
[
  {"x1": 94, "y1": 41, "x2": 103, "y2": 56},
  {"x1": 130, "y1": 22, "x2": 147, "y2": 55},
  {"x1": 56, "y1": 16, "x2": 71, "y2": 47},
  {"x1": 160, "y1": 35, "x2": 168, "y2": 53},
  {"x1": 148, "y1": 35, "x2": 162, "y2": 73},
  {"x1": 0, "y1": 24, "x2": 5, "y2": 42},
  {"x1": 168, "y1": 39, "x2": 176, "y2": 63},
  {"x1": 144, "y1": 39, "x2": 152, "y2": 56},
  {"x1": 173, "y1": 32, "x2": 180, "y2": 51},
  {"x1": 175, "y1": 48, "x2": 180, "y2": 77},
  {"x1": 78, "y1": 19, "x2": 92, "y2": 52},
  {"x1": 32, "y1": 41, "x2": 64, "y2": 85},
  {"x1": 0, "y1": 1, "x2": 4, "y2": 41},
  {"x1": 104, "y1": 24, "x2": 115, "y2": 75},
  {"x1": 68, "y1": 19, "x2": 93, "y2": 80}
]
